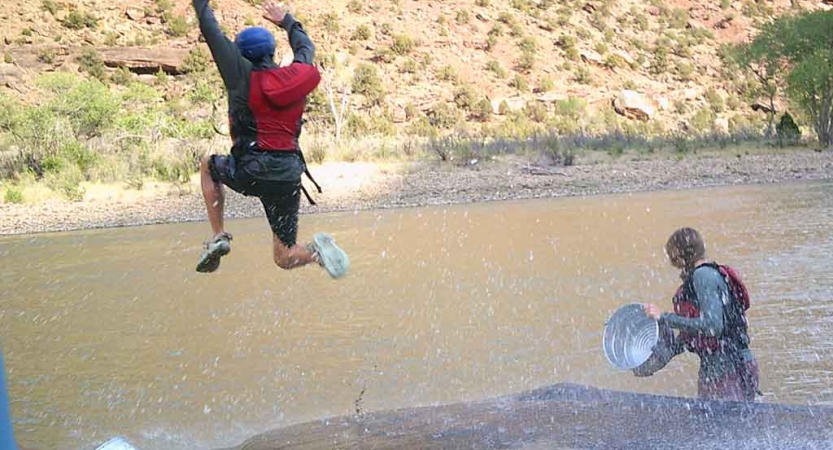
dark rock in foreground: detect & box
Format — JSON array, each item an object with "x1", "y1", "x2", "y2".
[{"x1": 221, "y1": 383, "x2": 833, "y2": 450}]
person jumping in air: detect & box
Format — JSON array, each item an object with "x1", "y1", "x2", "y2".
[
  {"x1": 638, "y1": 227, "x2": 760, "y2": 402},
  {"x1": 191, "y1": 0, "x2": 348, "y2": 278}
]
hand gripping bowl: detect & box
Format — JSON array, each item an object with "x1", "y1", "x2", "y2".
[{"x1": 603, "y1": 303, "x2": 660, "y2": 370}]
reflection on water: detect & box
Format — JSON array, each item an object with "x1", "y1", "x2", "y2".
[{"x1": 0, "y1": 181, "x2": 831, "y2": 450}]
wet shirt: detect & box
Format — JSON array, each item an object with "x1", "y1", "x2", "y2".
[
  {"x1": 661, "y1": 266, "x2": 753, "y2": 380},
  {"x1": 661, "y1": 266, "x2": 727, "y2": 337}
]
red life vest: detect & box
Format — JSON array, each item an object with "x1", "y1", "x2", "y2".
[
  {"x1": 247, "y1": 62, "x2": 321, "y2": 151},
  {"x1": 672, "y1": 263, "x2": 751, "y2": 355}
]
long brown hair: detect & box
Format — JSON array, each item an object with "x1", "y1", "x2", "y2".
[{"x1": 665, "y1": 227, "x2": 706, "y2": 273}]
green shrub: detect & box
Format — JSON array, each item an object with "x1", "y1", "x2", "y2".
[
  {"x1": 110, "y1": 67, "x2": 133, "y2": 85},
  {"x1": 154, "y1": 0, "x2": 173, "y2": 14},
  {"x1": 167, "y1": 15, "x2": 190, "y2": 37},
  {"x1": 526, "y1": 103, "x2": 547, "y2": 123},
  {"x1": 182, "y1": 47, "x2": 210, "y2": 73},
  {"x1": 518, "y1": 49, "x2": 535, "y2": 71},
  {"x1": 476, "y1": 99, "x2": 492, "y2": 122},
  {"x1": 307, "y1": 139, "x2": 328, "y2": 163},
  {"x1": 668, "y1": 8, "x2": 689, "y2": 28},
  {"x1": 485, "y1": 35, "x2": 497, "y2": 52},
  {"x1": 574, "y1": 66, "x2": 592, "y2": 84},
  {"x1": 0, "y1": 95, "x2": 19, "y2": 133},
  {"x1": 38, "y1": 48, "x2": 57, "y2": 64},
  {"x1": 518, "y1": 36, "x2": 537, "y2": 53},
  {"x1": 437, "y1": 65, "x2": 457, "y2": 82},
  {"x1": 391, "y1": 34, "x2": 416, "y2": 55},
  {"x1": 456, "y1": 10, "x2": 470, "y2": 24},
  {"x1": 154, "y1": 69, "x2": 169, "y2": 85},
  {"x1": 691, "y1": 106, "x2": 717, "y2": 133},
  {"x1": 405, "y1": 102, "x2": 418, "y2": 120},
  {"x1": 688, "y1": 27, "x2": 714, "y2": 44},
  {"x1": 3, "y1": 51, "x2": 12, "y2": 64},
  {"x1": 486, "y1": 60, "x2": 507, "y2": 78},
  {"x1": 63, "y1": 10, "x2": 98, "y2": 29},
  {"x1": 189, "y1": 77, "x2": 220, "y2": 104},
  {"x1": 511, "y1": 0, "x2": 530, "y2": 11},
  {"x1": 42, "y1": 0, "x2": 59, "y2": 15},
  {"x1": 557, "y1": 35, "x2": 578, "y2": 59},
  {"x1": 776, "y1": 112, "x2": 801, "y2": 144},
  {"x1": 498, "y1": 11, "x2": 515, "y2": 24},
  {"x1": 401, "y1": 58, "x2": 418, "y2": 74},
  {"x1": 45, "y1": 164, "x2": 86, "y2": 201},
  {"x1": 453, "y1": 85, "x2": 478, "y2": 111},
  {"x1": 705, "y1": 87, "x2": 724, "y2": 113},
  {"x1": 77, "y1": 48, "x2": 106, "y2": 80},
  {"x1": 409, "y1": 116, "x2": 437, "y2": 137},
  {"x1": 3, "y1": 186, "x2": 23, "y2": 204},
  {"x1": 103, "y1": 31, "x2": 119, "y2": 46},
  {"x1": 633, "y1": 12, "x2": 649, "y2": 31},
  {"x1": 34, "y1": 76, "x2": 118, "y2": 138},
  {"x1": 321, "y1": 12, "x2": 340, "y2": 34},
  {"x1": 374, "y1": 47, "x2": 395, "y2": 64},
  {"x1": 509, "y1": 21, "x2": 523, "y2": 37},
  {"x1": 594, "y1": 41, "x2": 608, "y2": 55},
  {"x1": 489, "y1": 23, "x2": 504, "y2": 37},
  {"x1": 509, "y1": 74, "x2": 528, "y2": 92},
  {"x1": 37, "y1": 71, "x2": 81, "y2": 92},
  {"x1": 590, "y1": 10, "x2": 608, "y2": 32},
  {"x1": 554, "y1": 97, "x2": 587, "y2": 120},
  {"x1": 677, "y1": 63, "x2": 694, "y2": 82},
  {"x1": 538, "y1": 76, "x2": 554, "y2": 92},
  {"x1": 61, "y1": 140, "x2": 99, "y2": 175},
  {"x1": 603, "y1": 54, "x2": 626, "y2": 70},
  {"x1": 428, "y1": 102, "x2": 460, "y2": 129},
  {"x1": 603, "y1": 28, "x2": 615, "y2": 43},
  {"x1": 379, "y1": 22, "x2": 392, "y2": 35},
  {"x1": 476, "y1": 0, "x2": 490, "y2": 6},
  {"x1": 348, "y1": 0, "x2": 363, "y2": 13},
  {"x1": 352, "y1": 63, "x2": 385, "y2": 104},
  {"x1": 351, "y1": 24, "x2": 371, "y2": 40},
  {"x1": 650, "y1": 44, "x2": 669, "y2": 75},
  {"x1": 369, "y1": 111, "x2": 396, "y2": 136}
]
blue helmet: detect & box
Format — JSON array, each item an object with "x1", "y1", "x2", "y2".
[{"x1": 235, "y1": 27, "x2": 276, "y2": 61}]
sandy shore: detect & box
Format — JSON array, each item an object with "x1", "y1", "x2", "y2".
[{"x1": 1, "y1": 149, "x2": 831, "y2": 235}]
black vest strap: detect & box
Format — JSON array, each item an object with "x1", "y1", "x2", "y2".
[{"x1": 294, "y1": 118, "x2": 321, "y2": 205}]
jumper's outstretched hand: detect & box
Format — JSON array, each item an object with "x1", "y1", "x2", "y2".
[
  {"x1": 643, "y1": 303, "x2": 663, "y2": 320},
  {"x1": 263, "y1": 1, "x2": 289, "y2": 25}
]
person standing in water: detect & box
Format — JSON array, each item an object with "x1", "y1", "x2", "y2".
[
  {"x1": 639, "y1": 227, "x2": 760, "y2": 401},
  {"x1": 191, "y1": 0, "x2": 348, "y2": 277}
]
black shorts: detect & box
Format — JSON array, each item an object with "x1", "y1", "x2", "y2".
[{"x1": 209, "y1": 152, "x2": 303, "y2": 247}]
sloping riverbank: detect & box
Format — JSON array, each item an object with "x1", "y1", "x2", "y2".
[{"x1": 2, "y1": 149, "x2": 831, "y2": 235}]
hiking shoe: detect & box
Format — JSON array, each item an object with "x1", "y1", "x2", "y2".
[
  {"x1": 311, "y1": 232, "x2": 349, "y2": 279},
  {"x1": 196, "y1": 232, "x2": 232, "y2": 273}
]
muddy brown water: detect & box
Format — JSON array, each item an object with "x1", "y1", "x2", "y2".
[{"x1": 0, "y1": 181, "x2": 831, "y2": 450}]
